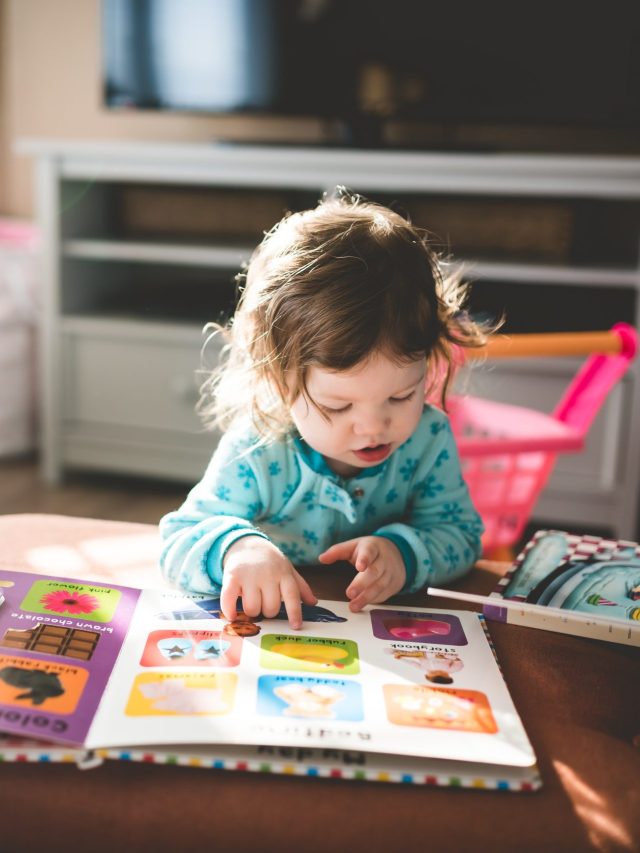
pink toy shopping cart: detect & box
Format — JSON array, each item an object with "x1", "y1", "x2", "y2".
[{"x1": 448, "y1": 323, "x2": 638, "y2": 555}]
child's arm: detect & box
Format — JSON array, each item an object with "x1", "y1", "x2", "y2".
[
  {"x1": 159, "y1": 431, "x2": 280, "y2": 591},
  {"x1": 159, "y1": 431, "x2": 316, "y2": 626}
]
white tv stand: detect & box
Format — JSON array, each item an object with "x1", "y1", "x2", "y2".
[{"x1": 18, "y1": 140, "x2": 640, "y2": 540}]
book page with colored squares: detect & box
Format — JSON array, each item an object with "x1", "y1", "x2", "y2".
[
  {"x1": 0, "y1": 570, "x2": 140, "y2": 746},
  {"x1": 85, "y1": 588, "x2": 536, "y2": 769}
]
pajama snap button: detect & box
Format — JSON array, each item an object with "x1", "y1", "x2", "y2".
[{"x1": 352, "y1": 487, "x2": 365, "y2": 498}]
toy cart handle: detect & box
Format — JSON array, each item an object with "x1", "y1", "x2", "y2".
[
  {"x1": 551, "y1": 323, "x2": 637, "y2": 434},
  {"x1": 464, "y1": 324, "x2": 638, "y2": 438},
  {"x1": 469, "y1": 324, "x2": 637, "y2": 360}
]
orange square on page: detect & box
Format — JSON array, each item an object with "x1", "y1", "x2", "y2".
[
  {"x1": 0, "y1": 654, "x2": 89, "y2": 715},
  {"x1": 383, "y1": 684, "x2": 497, "y2": 733}
]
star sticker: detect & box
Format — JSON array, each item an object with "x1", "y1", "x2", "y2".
[{"x1": 166, "y1": 644, "x2": 188, "y2": 657}]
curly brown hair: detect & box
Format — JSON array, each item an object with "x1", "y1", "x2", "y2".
[{"x1": 200, "y1": 191, "x2": 491, "y2": 439}]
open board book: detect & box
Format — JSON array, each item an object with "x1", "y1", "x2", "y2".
[
  {"x1": 0, "y1": 569, "x2": 540, "y2": 791},
  {"x1": 483, "y1": 531, "x2": 640, "y2": 647}
]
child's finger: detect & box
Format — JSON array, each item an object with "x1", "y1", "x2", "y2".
[
  {"x1": 353, "y1": 539, "x2": 380, "y2": 572},
  {"x1": 293, "y1": 569, "x2": 318, "y2": 605},
  {"x1": 239, "y1": 587, "x2": 262, "y2": 619},
  {"x1": 260, "y1": 585, "x2": 284, "y2": 619},
  {"x1": 220, "y1": 579, "x2": 241, "y2": 621},
  {"x1": 317, "y1": 539, "x2": 358, "y2": 564},
  {"x1": 280, "y1": 576, "x2": 303, "y2": 630},
  {"x1": 346, "y1": 562, "x2": 380, "y2": 599},
  {"x1": 348, "y1": 576, "x2": 388, "y2": 612}
]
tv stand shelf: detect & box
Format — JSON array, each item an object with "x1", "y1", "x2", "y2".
[
  {"x1": 19, "y1": 140, "x2": 640, "y2": 540},
  {"x1": 63, "y1": 238, "x2": 252, "y2": 269}
]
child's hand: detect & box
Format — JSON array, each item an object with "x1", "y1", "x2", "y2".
[
  {"x1": 221, "y1": 536, "x2": 317, "y2": 629},
  {"x1": 318, "y1": 536, "x2": 406, "y2": 612}
]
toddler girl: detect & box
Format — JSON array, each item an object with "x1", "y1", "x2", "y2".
[{"x1": 160, "y1": 191, "x2": 488, "y2": 628}]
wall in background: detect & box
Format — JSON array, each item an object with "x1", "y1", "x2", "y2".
[
  {"x1": 0, "y1": 1, "x2": 10, "y2": 211},
  {"x1": 0, "y1": 0, "x2": 323, "y2": 218},
  {"x1": 3, "y1": 1, "x2": 638, "y2": 219}
]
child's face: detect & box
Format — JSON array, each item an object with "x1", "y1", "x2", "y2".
[{"x1": 290, "y1": 351, "x2": 426, "y2": 477}]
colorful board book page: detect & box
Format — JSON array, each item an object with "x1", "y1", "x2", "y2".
[
  {"x1": 484, "y1": 530, "x2": 640, "y2": 646},
  {"x1": 0, "y1": 569, "x2": 538, "y2": 788}
]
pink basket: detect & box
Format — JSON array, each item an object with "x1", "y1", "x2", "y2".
[{"x1": 449, "y1": 323, "x2": 638, "y2": 552}]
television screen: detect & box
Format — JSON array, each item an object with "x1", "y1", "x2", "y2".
[{"x1": 102, "y1": 0, "x2": 640, "y2": 145}]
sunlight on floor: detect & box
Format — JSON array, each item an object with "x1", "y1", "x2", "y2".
[{"x1": 554, "y1": 760, "x2": 634, "y2": 851}]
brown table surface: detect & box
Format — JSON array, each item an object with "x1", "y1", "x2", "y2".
[{"x1": 0, "y1": 514, "x2": 638, "y2": 853}]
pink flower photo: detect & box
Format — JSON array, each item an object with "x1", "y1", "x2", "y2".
[{"x1": 40, "y1": 589, "x2": 100, "y2": 615}]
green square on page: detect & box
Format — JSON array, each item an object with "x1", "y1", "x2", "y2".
[{"x1": 20, "y1": 580, "x2": 122, "y2": 623}]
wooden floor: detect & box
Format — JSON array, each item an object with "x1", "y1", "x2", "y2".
[{"x1": 0, "y1": 454, "x2": 188, "y2": 525}]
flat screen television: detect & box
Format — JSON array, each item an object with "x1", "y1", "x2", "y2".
[{"x1": 102, "y1": 0, "x2": 640, "y2": 150}]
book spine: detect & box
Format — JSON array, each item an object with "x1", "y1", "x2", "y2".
[
  {"x1": 483, "y1": 604, "x2": 640, "y2": 646},
  {"x1": 483, "y1": 604, "x2": 509, "y2": 623},
  {"x1": 0, "y1": 744, "x2": 97, "y2": 767},
  {"x1": 94, "y1": 748, "x2": 542, "y2": 792}
]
